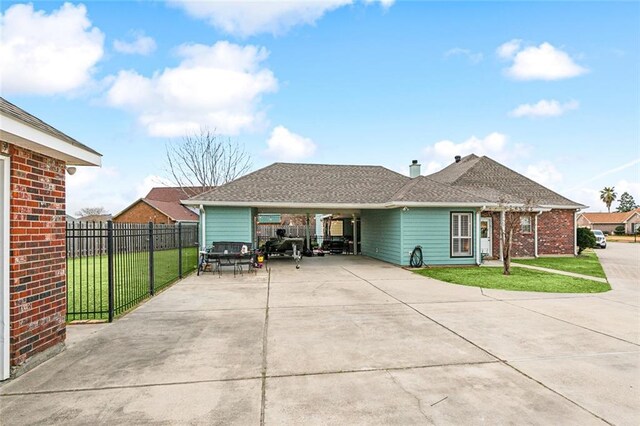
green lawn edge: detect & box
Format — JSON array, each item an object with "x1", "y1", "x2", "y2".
[
  {"x1": 512, "y1": 250, "x2": 606, "y2": 279},
  {"x1": 414, "y1": 266, "x2": 611, "y2": 293}
]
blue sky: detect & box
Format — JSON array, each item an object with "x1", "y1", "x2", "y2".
[{"x1": 1, "y1": 1, "x2": 638, "y2": 214}]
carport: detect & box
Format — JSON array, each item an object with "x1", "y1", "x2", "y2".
[{"x1": 183, "y1": 162, "x2": 490, "y2": 267}]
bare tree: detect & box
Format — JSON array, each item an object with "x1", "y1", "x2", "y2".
[
  {"x1": 75, "y1": 206, "x2": 108, "y2": 217},
  {"x1": 498, "y1": 200, "x2": 535, "y2": 275},
  {"x1": 165, "y1": 128, "x2": 252, "y2": 192}
]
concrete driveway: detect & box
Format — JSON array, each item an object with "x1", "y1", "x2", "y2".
[{"x1": 1, "y1": 245, "x2": 638, "y2": 425}]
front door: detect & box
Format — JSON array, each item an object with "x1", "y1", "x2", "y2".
[{"x1": 480, "y1": 217, "x2": 492, "y2": 258}]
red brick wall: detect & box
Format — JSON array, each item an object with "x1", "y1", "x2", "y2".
[
  {"x1": 538, "y1": 209, "x2": 575, "y2": 255},
  {"x1": 8, "y1": 144, "x2": 67, "y2": 368},
  {"x1": 483, "y1": 210, "x2": 573, "y2": 258},
  {"x1": 113, "y1": 201, "x2": 172, "y2": 224},
  {"x1": 511, "y1": 213, "x2": 535, "y2": 257}
]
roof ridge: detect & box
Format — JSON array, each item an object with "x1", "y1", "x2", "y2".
[
  {"x1": 473, "y1": 156, "x2": 583, "y2": 206},
  {"x1": 389, "y1": 176, "x2": 425, "y2": 201},
  {"x1": 421, "y1": 175, "x2": 494, "y2": 203}
]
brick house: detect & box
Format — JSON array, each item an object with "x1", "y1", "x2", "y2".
[
  {"x1": 185, "y1": 155, "x2": 585, "y2": 266},
  {"x1": 112, "y1": 187, "x2": 202, "y2": 224},
  {"x1": 0, "y1": 97, "x2": 101, "y2": 380},
  {"x1": 428, "y1": 155, "x2": 585, "y2": 259},
  {"x1": 577, "y1": 209, "x2": 640, "y2": 234}
]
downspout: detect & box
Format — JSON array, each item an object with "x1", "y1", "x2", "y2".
[
  {"x1": 534, "y1": 210, "x2": 543, "y2": 258},
  {"x1": 353, "y1": 213, "x2": 358, "y2": 255},
  {"x1": 200, "y1": 204, "x2": 206, "y2": 249},
  {"x1": 574, "y1": 210, "x2": 578, "y2": 255},
  {"x1": 499, "y1": 210, "x2": 505, "y2": 262}
]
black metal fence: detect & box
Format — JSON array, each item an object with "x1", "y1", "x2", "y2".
[{"x1": 66, "y1": 221, "x2": 199, "y2": 322}]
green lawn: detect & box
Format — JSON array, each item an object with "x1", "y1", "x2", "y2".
[
  {"x1": 414, "y1": 266, "x2": 611, "y2": 293},
  {"x1": 67, "y1": 247, "x2": 198, "y2": 321},
  {"x1": 512, "y1": 250, "x2": 606, "y2": 279}
]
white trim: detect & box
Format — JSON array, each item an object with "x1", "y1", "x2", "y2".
[
  {"x1": 182, "y1": 200, "x2": 495, "y2": 209},
  {"x1": 499, "y1": 211, "x2": 505, "y2": 261},
  {"x1": 574, "y1": 211, "x2": 578, "y2": 255},
  {"x1": 0, "y1": 113, "x2": 101, "y2": 166},
  {"x1": 540, "y1": 204, "x2": 588, "y2": 210},
  {"x1": 1, "y1": 155, "x2": 10, "y2": 380},
  {"x1": 476, "y1": 211, "x2": 482, "y2": 265},
  {"x1": 200, "y1": 205, "x2": 206, "y2": 249}
]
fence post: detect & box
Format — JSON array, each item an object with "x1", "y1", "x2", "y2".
[
  {"x1": 107, "y1": 220, "x2": 114, "y2": 322},
  {"x1": 178, "y1": 222, "x2": 183, "y2": 279},
  {"x1": 149, "y1": 222, "x2": 155, "y2": 296}
]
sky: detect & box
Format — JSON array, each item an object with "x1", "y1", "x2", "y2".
[{"x1": 1, "y1": 0, "x2": 638, "y2": 215}]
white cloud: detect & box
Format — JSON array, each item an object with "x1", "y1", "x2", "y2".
[
  {"x1": 169, "y1": 0, "x2": 393, "y2": 37},
  {"x1": 526, "y1": 161, "x2": 563, "y2": 188},
  {"x1": 423, "y1": 132, "x2": 529, "y2": 173},
  {"x1": 113, "y1": 31, "x2": 156, "y2": 55},
  {"x1": 444, "y1": 48, "x2": 483, "y2": 64},
  {"x1": 496, "y1": 39, "x2": 522, "y2": 59},
  {"x1": 106, "y1": 41, "x2": 278, "y2": 137},
  {"x1": 509, "y1": 99, "x2": 579, "y2": 118},
  {"x1": 499, "y1": 41, "x2": 588, "y2": 80},
  {"x1": 265, "y1": 126, "x2": 317, "y2": 161},
  {"x1": 0, "y1": 3, "x2": 104, "y2": 95}
]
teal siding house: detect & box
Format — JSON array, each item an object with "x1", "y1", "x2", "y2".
[{"x1": 185, "y1": 156, "x2": 585, "y2": 266}]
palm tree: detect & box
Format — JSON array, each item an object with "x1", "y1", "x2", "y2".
[{"x1": 600, "y1": 187, "x2": 617, "y2": 213}]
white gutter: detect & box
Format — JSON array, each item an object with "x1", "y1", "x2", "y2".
[
  {"x1": 541, "y1": 204, "x2": 588, "y2": 210},
  {"x1": 181, "y1": 200, "x2": 496, "y2": 209},
  {"x1": 534, "y1": 210, "x2": 544, "y2": 258}
]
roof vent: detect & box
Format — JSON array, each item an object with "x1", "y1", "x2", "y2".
[{"x1": 455, "y1": 155, "x2": 462, "y2": 163}]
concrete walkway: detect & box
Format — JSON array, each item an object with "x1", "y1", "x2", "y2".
[
  {"x1": 1, "y1": 245, "x2": 638, "y2": 425},
  {"x1": 482, "y1": 259, "x2": 609, "y2": 283}
]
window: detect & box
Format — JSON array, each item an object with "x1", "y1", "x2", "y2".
[
  {"x1": 451, "y1": 212, "x2": 473, "y2": 257},
  {"x1": 520, "y1": 216, "x2": 532, "y2": 233}
]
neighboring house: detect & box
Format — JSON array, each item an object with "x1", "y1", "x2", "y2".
[
  {"x1": 0, "y1": 97, "x2": 101, "y2": 380},
  {"x1": 112, "y1": 187, "x2": 202, "y2": 224},
  {"x1": 184, "y1": 155, "x2": 585, "y2": 267},
  {"x1": 65, "y1": 214, "x2": 76, "y2": 222},
  {"x1": 577, "y1": 209, "x2": 640, "y2": 234}
]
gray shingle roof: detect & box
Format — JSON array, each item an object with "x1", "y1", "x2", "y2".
[
  {"x1": 389, "y1": 176, "x2": 491, "y2": 203},
  {"x1": 0, "y1": 97, "x2": 101, "y2": 156},
  {"x1": 189, "y1": 156, "x2": 583, "y2": 209},
  {"x1": 428, "y1": 155, "x2": 584, "y2": 207},
  {"x1": 192, "y1": 163, "x2": 410, "y2": 204}
]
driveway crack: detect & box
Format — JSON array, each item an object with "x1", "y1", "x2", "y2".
[
  {"x1": 384, "y1": 370, "x2": 431, "y2": 421},
  {"x1": 259, "y1": 267, "x2": 271, "y2": 426}
]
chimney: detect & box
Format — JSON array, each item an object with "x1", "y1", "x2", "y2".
[
  {"x1": 409, "y1": 160, "x2": 421, "y2": 178},
  {"x1": 455, "y1": 155, "x2": 461, "y2": 163}
]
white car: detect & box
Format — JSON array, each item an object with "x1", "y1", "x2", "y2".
[{"x1": 593, "y1": 229, "x2": 607, "y2": 249}]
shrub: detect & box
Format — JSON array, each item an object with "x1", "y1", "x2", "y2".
[
  {"x1": 577, "y1": 228, "x2": 596, "y2": 254},
  {"x1": 614, "y1": 225, "x2": 626, "y2": 235}
]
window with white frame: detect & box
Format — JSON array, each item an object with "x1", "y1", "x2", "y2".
[
  {"x1": 520, "y1": 215, "x2": 532, "y2": 233},
  {"x1": 451, "y1": 212, "x2": 473, "y2": 257}
]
